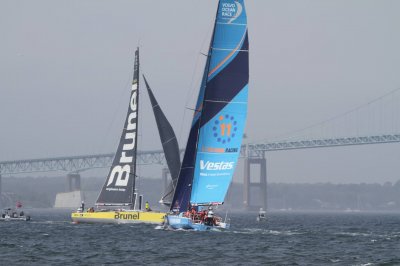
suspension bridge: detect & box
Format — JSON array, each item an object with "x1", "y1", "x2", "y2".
[
  {"x1": 1, "y1": 133, "x2": 400, "y2": 175},
  {"x1": 1, "y1": 88, "x2": 400, "y2": 209}
]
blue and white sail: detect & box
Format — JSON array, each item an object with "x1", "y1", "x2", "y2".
[{"x1": 171, "y1": 0, "x2": 249, "y2": 212}]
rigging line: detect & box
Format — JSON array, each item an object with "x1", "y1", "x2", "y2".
[
  {"x1": 95, "y1": 69, "x2": 133, "y2": 156},
  {"x1": 98, "y1": 47, "x2": 141, "y2": 156},
  {"x1": 136, "y1": 106, "x2": 143, "y2": 195},
  {"x1": 177, "y1": 52, "x2": 203, "y2": 142},
  {"x1": 252, "y1": 87, "x2": 400, "y2": 144},
  {"x1": 185, "y1": 107, "x2": 201, "y2": 112},
  {"x1": 178, "y1": 19, "x2": 214, "y2": 143},
  {"x1": 162, "y1": 137, "x2": 177, "y2": 146}
]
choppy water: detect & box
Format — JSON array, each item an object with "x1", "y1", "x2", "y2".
[{"x1": 0, "y1": 210, "x2": 399, "y2": 265}]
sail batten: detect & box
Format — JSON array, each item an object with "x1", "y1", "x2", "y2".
[{"x1": 96, "y1": 49, "x2": 140, "y2": 208}]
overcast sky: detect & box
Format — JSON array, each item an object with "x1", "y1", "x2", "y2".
[{"x1": 1, "y1": 0, "x2": 400, "y2": 184}]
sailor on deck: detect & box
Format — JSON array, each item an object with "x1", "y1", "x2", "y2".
[
  {"x1": 205, "y1": 209, "x2": 214, "y2": 226},
  {"x1": 145, "y1": 201, "x2": 152, "y2": 212},
  {"x1": 77, "y1": 201, "x2": 85, "y2": 212},
  {"x1": 190, "y1": 207, "x2": 197, "y2": 219}
]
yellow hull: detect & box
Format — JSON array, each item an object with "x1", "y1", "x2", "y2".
[{"x1": 71, "y1": 210, "x2": 166, "y2": 224}]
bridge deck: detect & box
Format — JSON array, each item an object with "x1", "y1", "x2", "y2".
[{"x1": 1, "y1": 134, "x2": 400, "y2": 174}]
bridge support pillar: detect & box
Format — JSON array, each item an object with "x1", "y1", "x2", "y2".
[
  {"x1": 0, "y1": 174, "x2": 2, "y2": 207},
  {"x1": 67, "y1": 173, "x2": 81, "y2": 192},
  {"x1": 243, "y1": 156, "x2": 267, "y2": 211}
]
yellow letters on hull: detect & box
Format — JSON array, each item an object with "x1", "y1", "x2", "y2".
[{"x1": 71, "y1": 211, "x2": 166, "y2": 224}]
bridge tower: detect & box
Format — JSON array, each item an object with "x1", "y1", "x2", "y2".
[
  {"x1": 67, "y1": 173, "x2": 81, "y2": 192},
  {"x1": 243, "y1": 153, "x2": 267, "y2": 211},
  {"x1": 0, "y1": 174, "x2": 2, "y2": 207},
  {"x1": 54, "y1": 173, "x2": 83, "y2": 208}
]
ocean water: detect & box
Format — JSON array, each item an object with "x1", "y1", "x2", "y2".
[{"x1": 0, "y1": 210, "x2": 399, "y2": 265}]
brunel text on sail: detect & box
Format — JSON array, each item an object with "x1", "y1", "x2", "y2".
[{"x1": 106, "y1": 83, "x2": 138, "y2": 188}]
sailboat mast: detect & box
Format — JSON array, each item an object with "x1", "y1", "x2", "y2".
[
  {"x1": 95, "y1": 47, "x2": 141, "y2": 207},
  {"x1": 169, "y1": 2, "x2": 222, "y2": 212},
  {"x1": 189, "y1": 1, "x2": 222, "y2": 204},
  {"x1": 193, "y1": 0, "x2": 221, "y2": 154},
  {"x1": 131, "y1": 47, "x2": 140, "y2": 209}
]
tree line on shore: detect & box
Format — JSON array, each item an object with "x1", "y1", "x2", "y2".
[{"x1": 1, "y1": 176, "x2": 399, "y2": 211}]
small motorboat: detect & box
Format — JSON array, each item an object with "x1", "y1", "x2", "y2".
[
  {"x1": 0, "y1": 208, "x2": 31, "y2": 222},
  {"x1": 256, "y1": 208, "x2": 267, "y2": 222}
]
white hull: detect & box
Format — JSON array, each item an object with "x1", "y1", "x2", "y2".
[
  {"x1": 0, "y1": 216, "x2": 30, "y2": 222},
  {"x1": 1, "y1": 208, "x2": 30, "y2": 222}
]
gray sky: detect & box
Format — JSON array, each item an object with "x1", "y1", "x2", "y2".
[{"x1": 1, "y1": 0, "x2": 400, "y2": 184}]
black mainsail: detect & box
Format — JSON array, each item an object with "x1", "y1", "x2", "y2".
[
  {"x1": 143, "y1": 75, "x2": 181, "y2": 205},
  {"x1": 96, "y1": 49, "x2": 140, "y2": 207}
]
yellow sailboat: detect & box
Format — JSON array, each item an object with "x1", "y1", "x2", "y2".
[
  {"x1": 71, "y1": 48, "x2": 172, "y2": 224},
  {"x1": 71, "y1": 210, "x2": 165, "y2": 224}
]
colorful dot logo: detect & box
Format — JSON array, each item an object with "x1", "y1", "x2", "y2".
[{"x1": 213, "y1": 114, "x2": 238, "y2": 144}]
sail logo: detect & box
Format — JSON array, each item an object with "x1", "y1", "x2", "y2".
[
  {"x1": 200, "y1": 160, "x2": 234, "y2": 171},
  {"x1": 221, "y1": 1, "x2": 242, "y2": 24},
  {"x1": 106, "y1": 83, "x2": 138, "y2": 187},
  {"x1": 114, "y1": 212, "x2": 140, "y2": 220},
  {"x1": 202, "y1": 146, "x2": 238, "y2": 153},
  {"x1": 206, "y1": 184, "x2": 219, "y2": 190},
  {"x1": 212, "y1": 114, "x2": 238, "y2": 144}
]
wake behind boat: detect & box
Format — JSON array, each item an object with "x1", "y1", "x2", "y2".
[
  {"x1": 165, "y1": 0, "x2": 249, "y2": 231},
  {"x1": 71, "y1": 48, "x2": 165, "y2": 224}
]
